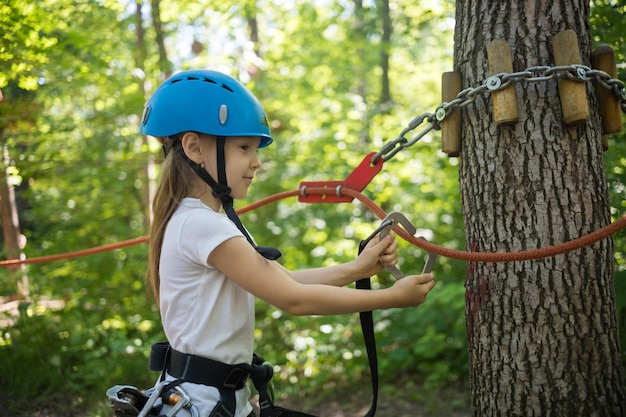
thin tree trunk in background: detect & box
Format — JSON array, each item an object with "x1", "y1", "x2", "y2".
[
  {"x1": 151, "y1": 0, "x2": 171, "y2": 78},
  {"x1": 352, "y1": 0, "x2": 370, "y2": 146},
  {"x1": 248, "y1": 16, "x2": 260, "y2": 60},
  {"x1": 378, "y1": 0, "x2": 392, "y2": 111},
  {"x1": 455, "y1": 0, "x2": 626, "y2": 415},
  {"x1": 135, "y1": 0, "x2": 155, "y2": 231},
  {"x1": 244, "y1": 0, "x2": 263, "y2": 79},
  {"x1": 0, "y1": 144, "x2": 27, "y2": 299}
]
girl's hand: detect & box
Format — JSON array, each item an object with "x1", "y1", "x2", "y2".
[
  {"x1": 354, "y1": 233, "x2": 399, "y2": 278},
  {"x1": 390, "y1": 273, "x2": 436, "y2": 307}
]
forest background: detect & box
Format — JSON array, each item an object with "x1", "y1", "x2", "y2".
[{"x1": 0, "y1": 0, "x2": 624, "y2": 416}]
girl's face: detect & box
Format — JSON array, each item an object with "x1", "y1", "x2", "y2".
[
  {"x1": 199, "y1": 136, "x2": 262, "y2": 200},
  {"x1": 223, "y1": 136, "x2": 262, "y2": 199}
]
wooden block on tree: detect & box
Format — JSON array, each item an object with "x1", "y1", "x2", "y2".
[
  {"x1": 591, "y1": 45, "x2": 622, "y2": 137},
  {"x1": 552, "y1": 30, "x2": 590, "y2": 127},
  {"x1": 487, "y1": 39, "x2": 519, "y2": 126},
  {"x1": 441, "y1": 71, "x2": 462, "y2": 156}
]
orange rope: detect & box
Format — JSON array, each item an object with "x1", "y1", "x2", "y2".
[
  {"x1": 238, "y1": 189, "x2": 300, "y2": 214},
  {"x1": 0, "y1": 236, "x2": 150, "y2": 267},
  {"x1": 332, "y1": 187, "x2": 626, "y2": 263},
  {"x1": 0, "y1": 186, "x2": 624, "y2": 267}
]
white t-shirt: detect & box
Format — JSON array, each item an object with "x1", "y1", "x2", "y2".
[{"x1": 159, "y1": 197, "x2": 255, "y2": 417}]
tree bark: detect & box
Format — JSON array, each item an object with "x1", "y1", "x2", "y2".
[{"x1": 455, "y1": 0, "x2": 626, "y2": 415}]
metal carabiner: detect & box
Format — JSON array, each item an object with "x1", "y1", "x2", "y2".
[
  {"x1": 376, "y1": 212, "x2": 417, "y2": 279},
  {"x1": 137, "y1": 381, "x2": 169, "y2": 417},
  {"x1": 362, "y1": 211, "x2": 437, "y2": 279}
]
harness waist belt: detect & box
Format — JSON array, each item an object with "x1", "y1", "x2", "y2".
[
  {"x1": 150, "y1": 345, "x2": 252, "y2": 391},
  {"x1": 168, "y1": 348, "x2": 251, "y2": 390}
]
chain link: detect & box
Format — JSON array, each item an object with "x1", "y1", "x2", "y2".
[{"x1": 372, "y1": 64, "x2": 626, "y2": 164}]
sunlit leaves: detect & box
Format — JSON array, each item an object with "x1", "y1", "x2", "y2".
[{"x1": 0, "y1": 0, "x2": 57, "y2": 90}]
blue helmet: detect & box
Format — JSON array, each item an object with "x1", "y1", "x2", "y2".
[{"x1": 140, "y1": 69, "x2": 273, "y2": 148}]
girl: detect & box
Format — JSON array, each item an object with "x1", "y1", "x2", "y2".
[{"x1": 140, "y1": 69, "x2": 435, "y2": 417}]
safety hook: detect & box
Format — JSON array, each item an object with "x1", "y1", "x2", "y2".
[{"x1": 363, "y1": 212, "x2": 437, "y2": 279}]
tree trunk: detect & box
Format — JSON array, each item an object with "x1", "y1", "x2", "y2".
[
  {"x1": 150, "y1": 0, "x2": 172, "y2": 78},
  {"x1": 352, "y1": 0, "x2": 371, "y2": 146},
  {"x1": 454, "y1": 0, "x2": 626, "y2": 415},
  {"x1": 0, "y1": 144, "x2": 28, "y2": 299},
  {"x1": 135, "y1": 0, "x2": 155, "y2": 231},
  {"x1": 243, "y1": 2, "x2": 263, "y2": 79},
  {"x1": 378, "y1": 0, "x2": 392, "y2": 110}
]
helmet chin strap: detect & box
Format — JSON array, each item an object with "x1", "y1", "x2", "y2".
[{"x1": 171, "y1": 135, "x2": 281, "y2": 261}]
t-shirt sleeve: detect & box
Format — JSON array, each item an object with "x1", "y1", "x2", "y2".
[{"x1": 179, "y1": 211, "x2": 243, "y2": 267}]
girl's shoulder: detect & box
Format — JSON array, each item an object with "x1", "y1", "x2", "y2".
[
  {"x1": 176, "y1": 198, "x2": 220, "y2": 219},
  {"x1": 174, "y1": 198, "x2": 239, "y2": 234}
]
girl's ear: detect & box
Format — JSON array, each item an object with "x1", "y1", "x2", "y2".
[{"x1": 180, "y1": 132, "x2": 203, "y2": 164}]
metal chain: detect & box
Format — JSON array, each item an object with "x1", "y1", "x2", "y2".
[{"x1": 372, "y1": 64, "x2": 626, "y2": 164}]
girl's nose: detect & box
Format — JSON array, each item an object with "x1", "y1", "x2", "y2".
[{"x1": 251, "y1": 154, "x2": 262, "y2": 170}]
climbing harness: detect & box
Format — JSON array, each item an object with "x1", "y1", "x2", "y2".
[{"x1": 108, "y1": 341, "x2": 318, "y2": 417}]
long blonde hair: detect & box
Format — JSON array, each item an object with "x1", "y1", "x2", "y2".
[{"x1": 146, "y1": 138, "x2": 198, "y2": 303}]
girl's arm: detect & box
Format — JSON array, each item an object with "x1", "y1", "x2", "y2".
[
  {"x1": 208, "y1": 236, "x2": 435, "y2": 316},
  {"x1": 276, "y1": 234, "x2": 399, "y2": 287}
]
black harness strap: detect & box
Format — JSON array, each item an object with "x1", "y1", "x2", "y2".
[
  {"x1": 168, "y1": 349, "x2": 253, "y2": 390},
  {"x1": 356, "y1": 240, "x2": 379, "y2": 417}
]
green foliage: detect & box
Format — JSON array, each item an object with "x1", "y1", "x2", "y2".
[
  {"x1": 0, "y1": 296, "x2": 162, "y2": 415},
  {"x1": 375, "y1": 281, "x2": 467, "y2": 389},
  {"x1": 0, "y1": 0, "x2": 57, "y2": 90}
]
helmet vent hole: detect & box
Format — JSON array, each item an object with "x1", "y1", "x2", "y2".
[{"x1": 220, "y1": 83, "x2": 234, "y2": 93}]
